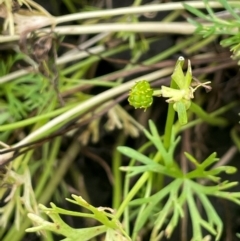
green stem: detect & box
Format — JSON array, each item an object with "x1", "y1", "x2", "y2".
[
  {"x1": 132, "y1": 173, "x2": 152, "y2": 240},
  {"x1": 178, "y1": 101, "x2": 238, "y2": 132},
  {"x1": 189, "y1": 102, "x2": 228, "y2": 126},
  {"x1": 62, "y1": 0, "x2": 77, "y2": 13},
  {"x1": 231, "y1": 127, "x2": 240, "y2": 150},
  {"x1": 185, "y1": 35, "x2": 217, "y2": 54},
  {"x1": 144, "y1": 35, "x2": 201, "y2": 65},
  {"x1": 54, "y1": 2, "x2": 231, "y2": 25},
  {"x1": 112, "y1": 134, "x2": 126, "y2": 209},
  {"x1": 0, "y1": 104, "x2": 76, "y2": 131},
  {"x1": 35, "y1": 137, "x2": 62, "y2": 198},
  {"x1": 116, "y1": 171, "x2": 150, "y2": 219},
  {"x1": 38, "y1": 141, "x2": 80, "y2": 204},
  {"x1": 163, "y1": 103, "x2": 175, "y2": 150},
  {"x1": 122, "y1": 141, "x2": 152, "y2": 235},
  {"x1": 163, "y1": 79, "x2": 178, "y2": 150},
  {"x1": 116, "y1": 151, "x2": 161, "y2": 219}
]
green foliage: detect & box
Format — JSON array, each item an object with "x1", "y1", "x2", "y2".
[
  {"x1": 22, "y1": 55, "x2": 236, "y2": 241},
  {"x1": 183, "y1": 0, "x2": 240, "y2": 63},
  {"x1": 26, "y1": 119, "x2": 240, "y2": 241},
  {"x1": 0, "y1": 167, "x2": 38, "y2": 230},
  {"x1": 0, "y1": 55, "x2": 54, "y2": 121},
  {"x1": 26, "y1": 195, "x2": 130, "y2": 241},
  {"x1": 0, "y1": 74, "x2": 53, "y2": 120},
  {"x1": 118, "y1": 120, "x2": 240, "y2": 241},
  {"x1": 1, "y1": 1, "x2": 240, "y2": 241}
]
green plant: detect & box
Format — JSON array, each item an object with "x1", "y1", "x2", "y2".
[
  {"x1": 27, "y1": 195, "x2": 131, "y2": 241},
  {"x1": 1, "y1": 1, "x2": 240, "y2": 241},
  {"x1": 128, "y1": 57, "x2": 211, "y2": 125},
  {"x1": 184, "y1": 0, "x2": 240, "y2": 63},
  {"x1": 24, "y1": 57, "x2": 240, "y2": 241}
]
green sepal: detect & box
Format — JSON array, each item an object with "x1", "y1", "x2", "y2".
[
  {"x1": 171, "y1": 56, "x2": 185, "y2": 89},
  {"x1": 173, "y1": 101, "x2": 188, "y2": 125},
  {"x1": 185, "y1": 60, "x2": 192, "y2": 89}
]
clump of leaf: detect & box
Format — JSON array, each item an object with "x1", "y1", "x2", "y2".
[
  {"x1": 118, "y1": 120, "x2": 240, "y2": 241},
  {"x1": 26, "y1": 195, "x2": 131, "y2": 241},
  {"x1": 183, "y1": 0, "x2": 240, "y2": 63}
]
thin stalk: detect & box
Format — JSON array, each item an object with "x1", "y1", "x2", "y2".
[
  {"x1": 42, "y1": 22, "x2": 197, "y2": 36},
  {"x1": 35, "y1": 137, "x2": 62, "y2": 198},
  {"x1": 13, "y1": 149, "x2": 33, "y2": 171},
  {"x1": 57, "y1": 45, "x2": 106, "y2": 65},
  {"x1": 178, "y1": 101, "x2": 238, "y2": 132},
  {"x1": 62, "y1": 0, "x2": 77, "y2": 13},
  {"x1": 64, "y1": 79, "x2": 118, "y2": 87},
  {"x1": 163, "y1": 80, "x2": 178, "y2": 150},
  {"x1": 116, "y1": 151, "x2": 161, "y2": 219},
  {"x1": 1, "y1": 1, "x2": 239, "y2": 44},
  {"x1": 121, "y1": 141, "x2": 153, "y2": 235},
  {"x1": 116, "y1": 171, "x2": 149, "y2": 219},
  {"x1": 163, "y1": 103, "x2": 175, "y2": 150},
  {"x1": 144, "y1": 35, "x2": 201, "y2": 65},
  {"x1": 55, "y1": 2, "x2": 226, "y2": 25},
  {"x1": 133, "y1": 0, "x2": 142, "y2": 6},
  {"x1": 163, "y1": 9, "x2": 183, "y2": 22},
  {"x1": 132, "y1": 173, "x2": 153, "y2": 240},
  {"x1": 189, "y1": 102, "x2": 228, "y2": 126},
  {"x1": 0, "y1": 104, "x2": 77, "y2": 131},
  {"x1": 185, "y1": 35, "x2": 217, "y2": 54},
  {"x1": 112, "y1": 133, "x2": 126, "y2": 209}
]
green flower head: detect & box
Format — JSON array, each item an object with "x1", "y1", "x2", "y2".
[{"x1": 128, "y1": 80, "x2": 154, "y2": 111}]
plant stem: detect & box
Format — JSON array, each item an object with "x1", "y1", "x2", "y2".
[
  {"x1": 112, "y1": 133, "x2": 126, "y2": 209},
  {"x1": 189, "y1": 102, "x2": 228, "y2": 126},
  {"x1": 132, "y1": 173, "x2": 152, "y2": 240},
  {"x1": 55, "y1": 2, "x2": 226, "y2": 25},
  {"x1": 144, "y1": 35, "x2": 201, "y2": 64},
  {"x1": 163, "y1": 80, "x2": 178, "y2": 150},
  {"x1": 178, "y1": 101, "x2": 238, "y2": 132},
  {"x1": 163, "y1": 103, "x2": 175, "y2": 150},
  {"x1": 116, "y1": 151, "x2": 161, "y2": 219},
  {"x1": 185, "y1": 35, "x2": 217, "y2": 54},
  {"x1": 122, "y1": 141, "x2": 152, "y2": 235},
  {"x1": 1, "y1": 1, "x2": 239, "y2": 44},
  {"x1": 35, "y1": 137, "x2": 62, "y2": 198},
  {"x1": 0, "y1": 104, "x2": 76, "y2": 131},
  {"x1": 116, "y1": 171, "x2": 150, "y2": 219},
  {"x1": 43, "y1": 22, "x2": 197, "y2": 36}
]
